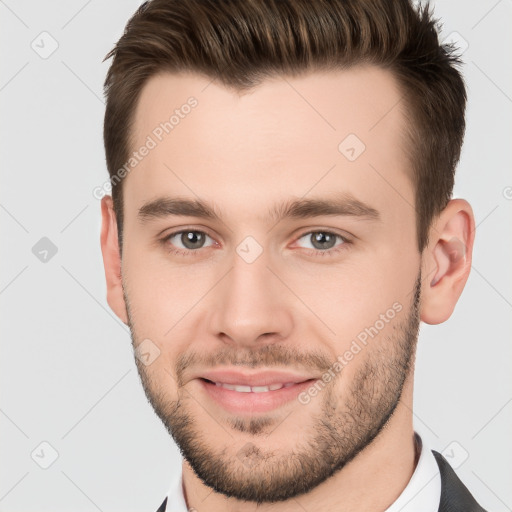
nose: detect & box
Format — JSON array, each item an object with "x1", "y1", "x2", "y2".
[{"x1": 208, "y1": 247, "x2": 294, "y2": 348}]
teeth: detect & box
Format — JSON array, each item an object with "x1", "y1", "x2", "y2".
[{"x1": 214, "y1": 382, "x2": 297, "y2": 392}]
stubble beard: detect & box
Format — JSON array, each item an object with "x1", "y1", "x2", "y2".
[{"x1": 127, "y1": 272, "x2": 421, "y2": 504}]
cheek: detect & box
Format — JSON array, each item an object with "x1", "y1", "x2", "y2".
[
  {"x1": 123, "y1": 245, "x2": 200, "y2": 324},
  {"x1": 122, "y1": 252, "x2": 216, "y2": 368},
  {"x1": 283, "y1": 248, "x2": 416, "y2": 344}
]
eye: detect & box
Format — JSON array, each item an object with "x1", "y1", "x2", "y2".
[
  {"x1": 294, "y1": 230, "x2": 349, "y2": 257},
  {"x1": 160, "y1": 228, "x2": 351, "y2": 258},
  {"x1": 162, "y1": 229, "x2": 216, "y2": 256}
]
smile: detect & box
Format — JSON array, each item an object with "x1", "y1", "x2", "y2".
[
  {"x1": 211, "y1": 381, "x2": 296, "y2": 393},
  {"x1": 198, "y1": 378, "x2": 317, "y2": 414}
]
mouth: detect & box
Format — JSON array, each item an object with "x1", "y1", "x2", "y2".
[
  {"x1": 201, "y1": 378, "x2": 300, "y2": 392},
  {"x1": 197, "y1": 377, "x2": 317, "y2": 414}
]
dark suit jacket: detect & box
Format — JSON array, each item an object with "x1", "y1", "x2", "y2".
[{"x1": 155, "y1": 450, "x2": 487, "y2": 511}]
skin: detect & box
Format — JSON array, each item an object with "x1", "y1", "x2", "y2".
[{"x1": 100, "y1": 66, "x2": 475, "y2": 511}]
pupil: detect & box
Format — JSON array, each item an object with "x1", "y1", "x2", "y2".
[
  {"x1": 182, "y1": 231, "x2": 204, "y2": 249},
  {"x1": 312, "y1": 232, "x2": 335, "y2": 250}
]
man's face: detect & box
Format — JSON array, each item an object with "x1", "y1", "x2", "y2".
[{"x1": 120, "y1": 66, "x2": 423, "y2": 502}]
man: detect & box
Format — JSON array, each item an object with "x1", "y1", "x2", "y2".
[{"x1": 99, "y1": 0, "x2": 487, "y2": 510}]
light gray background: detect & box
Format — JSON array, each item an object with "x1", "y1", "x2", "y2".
[{"x1": 1, "y1": 1, "x2": 511, "y2": 511}]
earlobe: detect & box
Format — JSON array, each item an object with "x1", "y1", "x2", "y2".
[
  {"x1": 100, "y1": 196, "x2": 129, "y2": 325},
  {"x1": 420, "y1": 199, "x2": 475, "y2": 325}
]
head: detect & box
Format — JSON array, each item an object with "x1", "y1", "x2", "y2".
[{"x1": 100, "y1": 0, "x2": 475, "y2": 504}]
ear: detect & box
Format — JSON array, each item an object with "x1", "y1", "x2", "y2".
[
  {"x1": 100, "y1": 195, "x2": 128, "y2": 325},
  {"x1": 420, "y1": 198, "x2": 475, "y2": 325}
]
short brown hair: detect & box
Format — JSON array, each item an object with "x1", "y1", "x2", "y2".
[{"x1": 103, "y1": 0, "x2": 466, "y2": 253}]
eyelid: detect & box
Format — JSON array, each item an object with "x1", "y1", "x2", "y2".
[
  {"x1": 291, "y1": 228, "x2": 351, "y2": 252},
  {"x1": 160, "y1": 226, "x2": 353, "y2": 257},
  {"x1": 292, "y1": 226, "x2": 352, "y2": 244},
  {"x1": 163, "y1": 227, "x2": 217, "y2": 248}
]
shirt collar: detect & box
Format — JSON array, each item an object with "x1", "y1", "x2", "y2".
[{"x1": 383, "y1": 432, "x2": 441, "y2": 512}]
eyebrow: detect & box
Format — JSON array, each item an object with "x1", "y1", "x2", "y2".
[{"x1": 137, "y1": 193, "x2": 381, "y2": 225}]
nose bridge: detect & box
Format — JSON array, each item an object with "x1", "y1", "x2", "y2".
[{"x1": 209, "y1": 244, "x2": 292, "y2": 345}]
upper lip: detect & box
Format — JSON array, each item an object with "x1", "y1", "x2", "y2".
[{"x1": 194, "y1": 369, "x2": 317, "y2": 387}]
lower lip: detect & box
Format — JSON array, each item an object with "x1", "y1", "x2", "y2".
[{"x1": 197, "y1": 378, "x2": 317, "y2": 414}]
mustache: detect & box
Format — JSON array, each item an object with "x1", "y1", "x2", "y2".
[{"x1": 174, "y1": 345, "x2": 334, "y2": 385}]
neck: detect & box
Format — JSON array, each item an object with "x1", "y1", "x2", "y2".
[{"x1": 181, "y1": 378, "x2": 417, "y2": 512}]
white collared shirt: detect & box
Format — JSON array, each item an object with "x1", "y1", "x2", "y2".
[
  {"x1": 164, "y1": 432, "x2": 441, "y2": 512},
  {"x1": 383, "y1": 432, "x2": 441, "y2": 512}
]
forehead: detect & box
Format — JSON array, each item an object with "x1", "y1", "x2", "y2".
[{"x1": 125, "y1": 66, "x2": 413, "y2": 224}]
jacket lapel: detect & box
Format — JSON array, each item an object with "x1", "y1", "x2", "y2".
[
  {"x1": 155, "y1": 496, "x2": 167, "y2": 512},
  {"x1": 433, "y1": 450, "x2": 487, "y2": 512}
]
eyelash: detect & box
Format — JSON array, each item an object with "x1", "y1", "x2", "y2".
[{"x1": 160, "y1": 229, "x2": 351, "y2": 258}]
